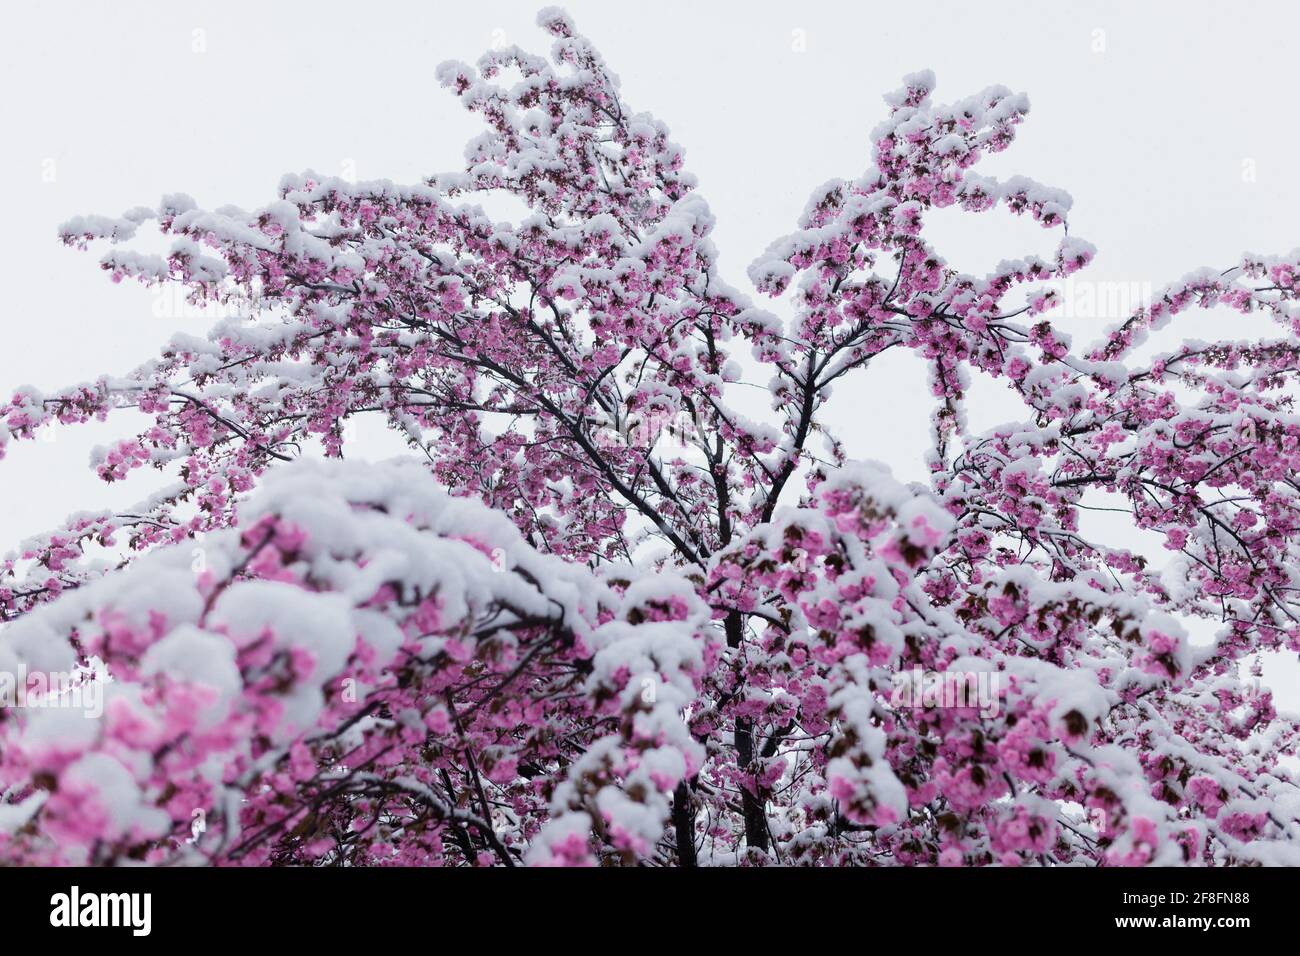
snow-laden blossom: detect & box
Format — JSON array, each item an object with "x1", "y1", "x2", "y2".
[{"x1": 1, "y1": 7, "x2": 1297, "y2": 866}]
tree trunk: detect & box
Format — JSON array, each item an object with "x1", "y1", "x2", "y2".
[
  {"x1": 726, "y1": 611, "x2": 769, "y2": 854},
  {"x1": 671, "y1": 780, "x2": 697, "y2": 867}
]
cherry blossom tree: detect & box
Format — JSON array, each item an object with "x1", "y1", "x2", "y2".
[{"x1": 1, "y1": 7, "x2": 1298, "y2": 866}]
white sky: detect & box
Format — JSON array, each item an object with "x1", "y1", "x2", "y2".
[{"x1": 3, "y1": 0, "x2": 1299, "y2": 701}]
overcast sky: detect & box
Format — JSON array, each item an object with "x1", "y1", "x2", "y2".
[{"x1": 4, "y1": 1, "x2": 1299, "y2": 699}]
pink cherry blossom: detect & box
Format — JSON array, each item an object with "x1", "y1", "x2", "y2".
[{"x1": 0, "y1": 8, "x2": 1296, "y2": 867}]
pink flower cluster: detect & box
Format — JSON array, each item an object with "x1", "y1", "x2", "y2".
[{"x1": 0, "y1": 8, "x2": 1296, "y2": 865}]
